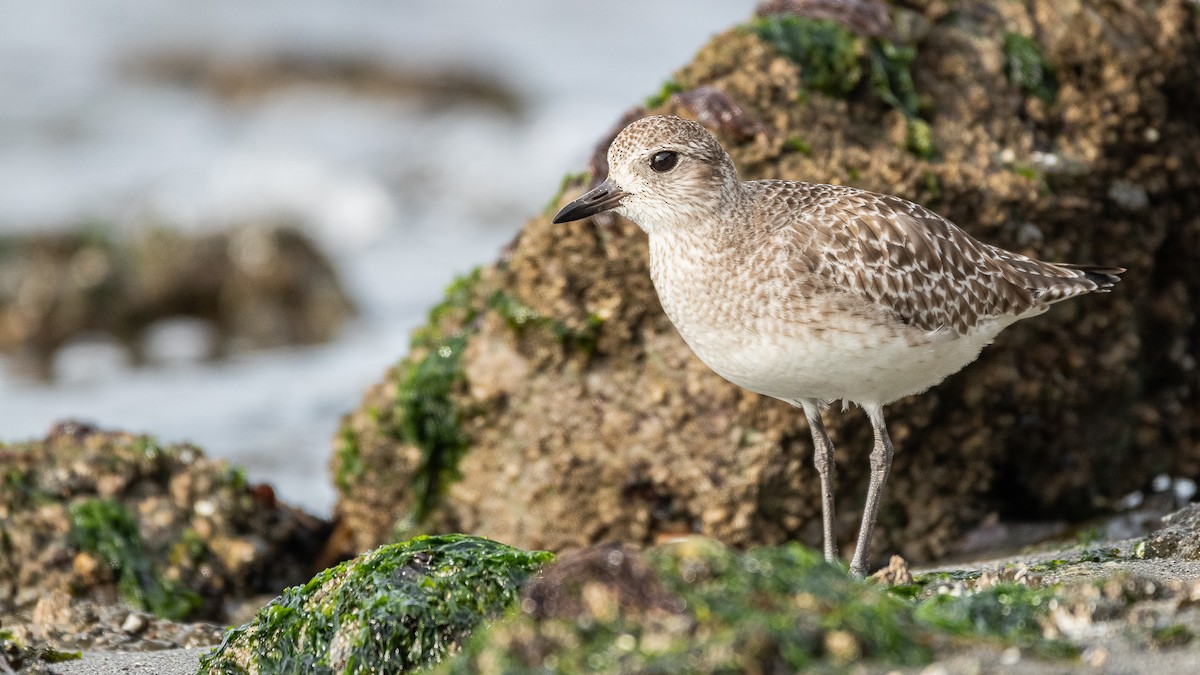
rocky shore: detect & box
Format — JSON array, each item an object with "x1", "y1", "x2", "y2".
[
  {"x1": 10, "y1": 520, "x2": 1200, "y2": 673},
  {"x1": 4, "y1": 1, "x2": 1200, "y2": 673}
]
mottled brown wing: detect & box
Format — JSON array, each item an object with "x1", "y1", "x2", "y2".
[{"x1": 755, "y1": 181, "x2": 1113, "y2": 335}]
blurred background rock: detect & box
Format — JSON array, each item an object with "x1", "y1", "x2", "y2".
[{"x1": 0, "y1": 0, "x2": 749, "y2": 514}]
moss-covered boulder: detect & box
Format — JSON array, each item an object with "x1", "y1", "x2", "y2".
[
  {"x1": 198, "y1": 534, "x2": 553, "y2": 674},
  {"x1": 0, "y1": 421, "x2": 329, "y2": 622},
  {"x1": 333, "y1": 0, "x2": 1200, "y2": 567},
  {"x1": 442, "y1": 533, "x2": 1200, "y2": 672},
  {"x1": 442, "y1": 539, "x2": 1076, "y2": 673}
]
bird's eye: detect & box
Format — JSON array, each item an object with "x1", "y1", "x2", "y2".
[{"x1": 650, "y1": 150, "x2": 679, "y2": 173}]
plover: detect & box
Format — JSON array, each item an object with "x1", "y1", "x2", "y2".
[{"x1": 553, "y1": 115, "x2": 1122, "y2": 578}]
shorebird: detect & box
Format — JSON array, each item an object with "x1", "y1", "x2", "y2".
[{"x1": 553, "y1": 115, "x2": 1122, "y2": 578}]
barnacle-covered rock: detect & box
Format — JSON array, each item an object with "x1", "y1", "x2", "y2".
[
  {"x1": 333, "y1": 0, "x2": 1200, "y2": 569},
  {"x1": 0, "y1": 422, "x2": 329, "y2": 624}
]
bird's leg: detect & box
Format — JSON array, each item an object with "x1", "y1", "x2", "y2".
[
  {"x1": 800, "y1": 399, "x2": 837, "y2": 564},
  {"x1": 849, "y1": 404, "x2": 895, "y2": 578}
]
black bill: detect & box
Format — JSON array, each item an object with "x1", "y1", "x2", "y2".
[{"x1": 552, "y1": 179, "x2": 628, "y2": 223}]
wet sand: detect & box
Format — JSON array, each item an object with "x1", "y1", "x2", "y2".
[{"x1": 52, "y1": 647, "x2": 205, "y2": 675}]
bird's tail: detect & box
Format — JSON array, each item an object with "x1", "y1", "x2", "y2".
[
  {"x1": 1054, "y1": 263, "x2": 1124, "y2": 290},
  {"x1": 1028, "y1": 262, "x2": 1124, "y2": 304},
  {"x1": 985, "y1": 244, "x2": 1124, "y2": 304}
]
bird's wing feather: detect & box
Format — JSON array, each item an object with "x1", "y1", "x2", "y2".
[{"x1": 752, "y1": 181, "x2": 1114, "y2": 335}]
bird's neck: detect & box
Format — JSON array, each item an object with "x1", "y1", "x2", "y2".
[
  {"x1": 635, "y1": 180, "x2": 748, "y2": 238},
  {"x1": 647, "y1": 214, "x2": 730, "y2": 278}
]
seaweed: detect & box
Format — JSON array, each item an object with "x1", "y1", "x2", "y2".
[
  {"x1": 751, "y1": 16, "x2": 864, "y2": 97},
  {"x1": 644, "y1": 79, "x2": 685, "y2": 108},
  {"x1": 1, "y1": 630, "x2": 82, "y2": 669},
  {"x1": 332, "y1": 422, "x2": 364, "y2": 493},
  {"x1": 69, "y1": 498, "x2": 201, "y2": 620},
  {"x1": 394, "y1": 336, "x2": 471, "y2": 525},
  {"x1": 488, "y1": 290, "x2": 604, "y2": 357},
  {"x1": 198, "y1": 535, "x2": 553, "y2": 675},
  {"x1": 752, "y1": 14, "x2": 935, "y2": 158},
  {"x1": 1003, "y1": 33, "x2": 1058, "y2": 103},
  {"x1": 785, "y1": 135, "x2": 813, "y2": 155},
  {"x1": 914, "y1": 583, "x2": 1068, "y2": 655},
  {"x1": 387, "y1": 269, "x2": 487, "y2": 526},
  {"x1": 544, "y1": 172, "x2": 590, "y2": 215},
  {"x1": 411, "y1": 268, "x2": 485, "y2": 351}
]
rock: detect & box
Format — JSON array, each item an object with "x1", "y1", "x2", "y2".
[
  {"x1": 332, "y1": 0, "x2": 1200, "y2": 568},
  {"x1": 198, "y1": 534, "x2": 552, "y2": 674},
  {"x1": 442, "y1": 534, "x2": 1200, "y2": 672},
  {"x1": 4, "y1": 595, "x2": 224, "y2": 654},
  {"x1": 0, "y1": 422, "x2": 330, "y2": 624},
  {"x1": 872, "y1": 554, "x2": 914, "y2": 586},
  {"x1": 123, "y1": 50, "x2": 524, "y2": 115},
  {"x1": 0, "y1": 223, "x2": 355, "y2": 379},
  {"x1": 30, "y1": 590, "x2": 74, "y2": 641},
  {"x1": 207, "y1": 535, "x2": 269, "y2": 580},
  {"x1": 519, "y1": 543, "x2": 684, "y2": 621},
  {"x1": 442, "y1": 538, "x2": 1070, "y2": 672},
  {"x1": 70, "y1": 552, "x2": 107, "y2": 586},
  {"x1": 121, "y1": 612, "x2": 149, "y2": 636},
  {"x1": 756, "y1": 0, "x2": 896, "y2": 40},
  {"x1": 1, "y1": 631, "x2": 82, "y2": 673},
  {"x1": 1141, "y1": 504, "x2": 1200, "y2": 560}
]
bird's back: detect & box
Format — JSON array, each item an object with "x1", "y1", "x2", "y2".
[{"x1": 743, "y1": 180, "x2": 1122, "y2": 336}]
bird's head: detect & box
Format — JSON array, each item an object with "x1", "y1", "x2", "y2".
[{"x1": 553, "y1": 115, "x2": 740, "y2": 234}]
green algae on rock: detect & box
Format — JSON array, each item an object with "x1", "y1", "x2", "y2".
[
  {"x1": 0, "y1": 422, "x2": 328, "y2": 623},
  {"x1": 543, "y1": 172, "x2": 591, "y2": 216},
  {"x1": 329, "y1": 269, "x2": 489, "y2": 542},
  {"x1": 69, "y1": 499, "x2": 200, "y2": 620},
  {"x1": 751, "y1": 16, "x2": 863, "y2": 97},
  {"x1": 487, "y1": 290, "x2": 604, "y2": 357},
  {"x1": 329, "y1": 262, "x2": 609, "y2": 551},
  {"x1": 1002, "y1": 32, "x2": 1058, "y2": 103},
  {"x1": 643, "y1": 79, "x2": 684, "y2": 109},
  {"x1": 1, "y1": 630, "x2": 81, "y2": 671},
  {"x1": 198, "y1": 535, "x2": 553, "y2": 675},
  {"x1": 913, "y1": 584, "x2": 1062, "y2": 652},
  {"x1": 443, "y1": 539, "x2": 1074, "y2": 673},
  {"x1": 395, "y1": 333, "x2": 471, "y2": 525},
  {"x1": 749, "y1": 11, "x2": 931, "y2": 158}
]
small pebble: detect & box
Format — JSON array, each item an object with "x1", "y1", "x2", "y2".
[
  {"x1": 1085, "y1": 645, "x2": 1109, "y2": 668},
  {"x1": 122, "y1": 612, "x2": 149, "y2": 635},
  {"x1": 194, "y1": 499, "x2": 217, "y2": 517}
]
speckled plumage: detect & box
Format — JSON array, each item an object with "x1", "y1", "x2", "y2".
[{"x1": 553, "y1": 114, "x2": 1122, "y2": 576}]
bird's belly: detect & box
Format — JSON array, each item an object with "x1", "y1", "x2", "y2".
[
  {"x1": 648, "y1": 242, "x2": 1009, "y2": 406},
  {"x1": 674, "y1": 318, "x2": 1002, "y2": 406}
]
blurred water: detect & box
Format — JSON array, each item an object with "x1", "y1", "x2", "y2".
[{"x1": 0, "y1": 0, "x2": 751, "y2": 513}]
